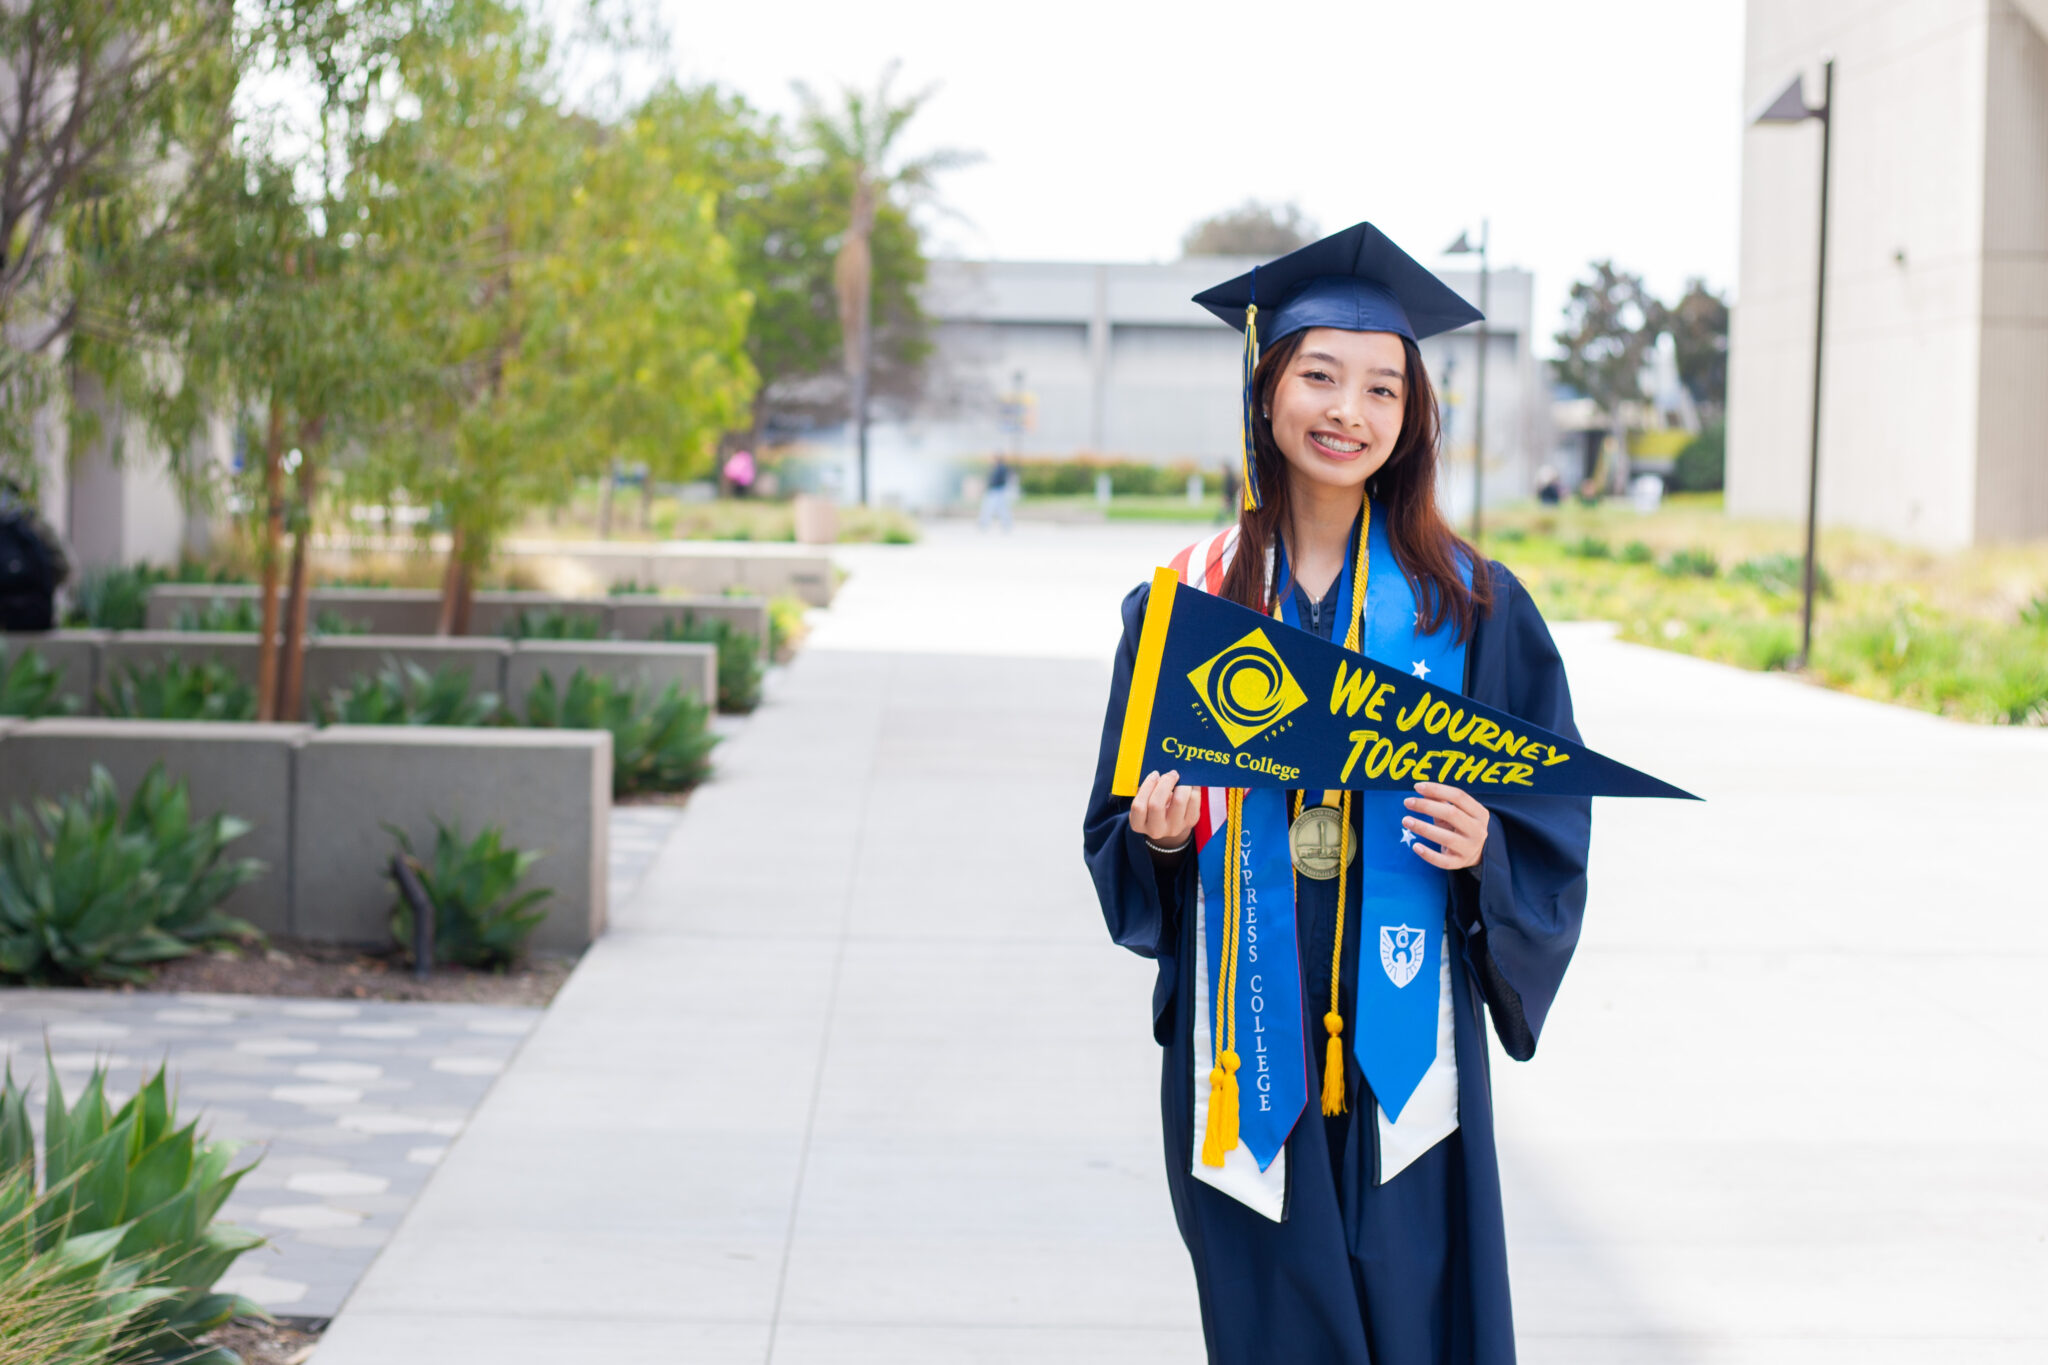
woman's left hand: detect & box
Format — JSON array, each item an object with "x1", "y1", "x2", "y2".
[{"x1": 1403, "y1": 782, "x2": 1490, "y2": 871}]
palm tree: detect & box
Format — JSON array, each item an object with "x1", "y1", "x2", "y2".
[{"x1": 795, "y1": 62, "x2": 975, "y2": 506}]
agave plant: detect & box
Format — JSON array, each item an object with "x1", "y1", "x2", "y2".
[
  {"x1": 0, "y1": 766, "x2": 261, "y2": 986},
  {"x1": 319, "y1": 659, "x2": 500, "y2": 727},
  {"x1": 387, "y1": 821, "x2": 552, "y2": 970},
  {"x1": 521, "y1": 669, "x2": 717, "y2": 794},
  {"x1": 61, "y1": 567, "x2": 159, "y2": 631},
  {"x1": 104, "y1": 768, "x2": 263, "y2": 946},
  {"x1": 498, "y1": 608, "x2": 606, "y2": 641},
  {"x1": 0, "y1": 1059, "x2": 267, "y2": 1364},
  {"x1": 0, "y1": 1166, "x2": 162, "y2": 1365},
  {"x1": 95, "y1": 660, "x2": 258, "y2": 723},
  {"x1": 649, "y1": 616, "x2": 764, "y2": 713},
  {"x1": 0, "y1": 649, "x2": 77, "y2": 719}
]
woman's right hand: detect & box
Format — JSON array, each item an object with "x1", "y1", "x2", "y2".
[{"x1": 1131, "y1": 769, "x2": 1202, "y2": 859}]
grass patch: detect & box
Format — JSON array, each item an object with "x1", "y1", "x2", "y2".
[{"x1": 1487, "y1": 494, "x2": 2048, "y2": 725}]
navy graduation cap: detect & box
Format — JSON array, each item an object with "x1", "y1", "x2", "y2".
[{"x1": 1194, "y1": 221, "x2": 1483, "y2": 509}]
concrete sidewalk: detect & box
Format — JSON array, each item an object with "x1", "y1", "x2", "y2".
[{"x1": 313, "y1": 522, "x2": 2047, "y2": 1363}]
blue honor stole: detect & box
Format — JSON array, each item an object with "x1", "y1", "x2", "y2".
[{"x1": 1350, "y1": 510, "x2": 1471, "y2": 1123}]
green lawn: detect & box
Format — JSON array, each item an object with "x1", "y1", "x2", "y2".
[{"x1": 1487, "y1": 494, "x2": 2048, "y2": 725}]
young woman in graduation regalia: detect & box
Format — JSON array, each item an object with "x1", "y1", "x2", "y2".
[{"x1": 1083, "y1": 223, "x2": 1592, "y2": 1365}]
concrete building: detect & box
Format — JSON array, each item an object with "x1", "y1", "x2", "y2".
[
  {"x1": 801, "y1": 256, "x2": 1545, "y2": 516},
  {"x1": 1729, "y1": 0, "x2": 2048, "y2": 547}
]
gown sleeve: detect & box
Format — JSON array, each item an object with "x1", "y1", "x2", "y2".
[
  {"x1": 1455, "y1": 563, "x2": 1593, "y2": 1062},
  {"x1": 1083, "y1": 582, "x2": 1190, "y2": 1044}
]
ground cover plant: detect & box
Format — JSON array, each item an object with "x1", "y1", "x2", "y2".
[
  {"x1": 0, "y1": 649, "x2": 76, "y2": 718},
  {"x1": 0, "y1": 1058, "x2": 267, "y2": 1365},
  {"x1": 317, "y1": 660, "x2": 501, "y2": 727},
  {"x1": 1489, "y1": 494, "x2": 2048, "y2": 724},
  {"x1": 170, "y1": 598, "x2": 262, "y2": 634},
  {"x1": 95, "y1": 661, "x2": 258, "y2": 723},
  {"x1": 650, "y1": 616, "x2": 764, "y2": 712},
  {"x1": 387, "y1": 821, "x2": 551, "y2": 971},
  {"x1": 520, "y1": 668, "x2": 717, "y2": 794},
  {"x1": 0, "y1": 766, "x2": 263, "y2": 986}
]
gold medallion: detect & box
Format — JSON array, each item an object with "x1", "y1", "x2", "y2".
[{"x1": 1288, "y1": 804, "x2": 1354, "y2": 880}]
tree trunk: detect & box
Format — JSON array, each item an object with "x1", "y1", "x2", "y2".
[
  {"x1": 597, "y1": 460, "x2": 617, "y2": 538},
  {"x1": 275, "y1": 453, "x2": 317, "y2": 721},
  {"x1": 436, "y1": 525, "x2": 473, "y2": 636},
  {"x1": 254, "y1": 399, "x2": 287, "y2": 722}
]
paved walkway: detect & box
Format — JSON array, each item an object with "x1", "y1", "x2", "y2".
[{"x1": 312, "y1": 521, "x2": 2048, "y2": 1363}]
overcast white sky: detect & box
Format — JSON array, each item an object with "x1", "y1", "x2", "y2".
[{"x1": 639, "y1": 0, "x2": 1747, "y2": 355}]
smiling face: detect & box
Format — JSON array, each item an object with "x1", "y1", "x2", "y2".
[{"x1": 1264, "y1": 327, "x2": 1409, "y2": 497}]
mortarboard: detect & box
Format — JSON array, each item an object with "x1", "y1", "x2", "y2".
[{"x1": 1194, "y1": 222, "x2": 1483, "y2": 510}]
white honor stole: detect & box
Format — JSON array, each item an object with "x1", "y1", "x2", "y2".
[{"x1": 1171, "y1": 527, "x2": 1460, "y2": 1224}]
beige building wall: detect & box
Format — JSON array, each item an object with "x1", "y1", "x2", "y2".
[{"x1": 1730, "y1": 0, "x2": 2047, "y2": 548}]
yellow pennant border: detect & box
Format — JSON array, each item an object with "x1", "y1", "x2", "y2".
[{"x1": 1111, "y1": 567, "x2": 1180, "y2": 797}]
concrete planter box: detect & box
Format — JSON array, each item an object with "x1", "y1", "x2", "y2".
[
  {"x1": 293, "y1": 726, "x2": 609, "y2": 954},
  {"x1": 504, "y1": 640, "x2": 717, "y2": 716},
  {"x1": 143, "y1": 585, "x2": 775, "y2": 646},
  {"x1": 504, "y1": 541, "x2": 835, "y2": 606},
  {"x1": 464, "y1": 592, "x2": 610, "y2": 639},
  {"x1": 304, "y1": 637, "x2": 510, "y2": 712},
  {"x1": 2, "y1": 630, "x2": 106, "y2": 710},
  {"x1": 0, "y1": 720, "x2": 306, "y2": 935}
]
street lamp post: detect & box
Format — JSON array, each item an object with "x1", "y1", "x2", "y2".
[
  {"x1": 1754, "y1": 60, "x2": 1834, "y2": 670},
  {"x1": 1446, "y1": 223, "x2": 1489, "y2": 544}
]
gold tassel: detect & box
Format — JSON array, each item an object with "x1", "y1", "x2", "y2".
[
  {"x1": 1321, "y1": 1012, "x2": 1347, "y2": 1116},
  {"x1": 1240, "y1": 303, "x2": 1260, "y2": 511},
  {"x1": 1200, "y1": 1051, "x2": 1242, "y2": 1166}
]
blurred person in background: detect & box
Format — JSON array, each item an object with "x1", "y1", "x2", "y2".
[
  {"x1": 980, "y1": 455, "x2": 1015, "y2": 532},
  {"x1": 724, "y1": 448, "x2": 757, "y2": 498}
]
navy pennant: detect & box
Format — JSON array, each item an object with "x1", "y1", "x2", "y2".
[{"x1": 1112, "y1": 567, "x2": 1698, "y2": 801}]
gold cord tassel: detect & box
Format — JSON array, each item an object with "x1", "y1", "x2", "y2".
[
  {"x1": 1321, "y1": 1012, "x2": 1346, "y2": 1117},
  {"x1": 1240, "y1": 303, "x2": 1260, "y2": 511}
]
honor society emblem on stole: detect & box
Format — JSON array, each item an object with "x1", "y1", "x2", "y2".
[{"x1": 1379, "y1": 924, "x2": 1427, "y2": 988}]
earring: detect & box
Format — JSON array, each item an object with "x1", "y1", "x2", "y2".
[{"x1": 1261, "y1": 407, "x2": 1270, "y2": 420}]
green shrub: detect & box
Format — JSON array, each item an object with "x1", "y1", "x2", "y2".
[
  {"x1": 650, "y1": 616, "x2": 764, "y2": 713},
  {"x1": 0, "y1": 650, "x2": 76, "y2": 719},
  {"x1": 319, "y1": 660, "x2": 500, "y2": 727},
  {"x1": 606, "y1": 580, "x2": 659, "y2": 597},
  {"x1": 1013, "y1": 458, "x2": 1222, "y2": 498},
  {"x1": 1669, "y1": 422, "x2": 1725, "y2": 493},
  {"x1": 95, "y1": 660, "x2": 257, "y2": 723},
  {"x1": 1659, "y1": 547, "x2": 1719, "y2": 579},
  {"x1": 62, "y1": 568, "x2": 160, "y2": 631},
  {"x1": 0, "y1": 1058, "x2": 267, "y2": 1364},
  {"x1": 767, "y1": 596, "x2": 805, "y2": 662},
  {"x1": 1620, "y1": 540, "x2": 1654, "y2": 564},
  {"x1": 499, "y1": 608, "x2": 606, "y2": 640},
  {"x1": 387, "y1": 821, "x2": 550, "y2": 970},
  {"x1": 521, "y1": 669, "x2": 717, "y2": 794},
  {"x1": 312, "y1": 609, "x2": 368, "y2": 636},
  {"x1": 1732, "y1": 551, "x2": 1833, "y2": 599},
  {"x1": 2019, "y1": 592, "x2": 2048, "y2": 630},
  {"x1": 170, "y1": 598, "x2": 260, "y2": 634},
  {"x1": 1564, "y1": 535, "x2": 1612, "y2": 559},
  {"x1": 881, "y1": 525, "x2": 916, "y2": 545},
  {"x1": 0, "y1": 767, "x2": 261, "y2": 985},
  {"x1": 1490, "y1": 526, "x2": 1528, "y2": 543}
]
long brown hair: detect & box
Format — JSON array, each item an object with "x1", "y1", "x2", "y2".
[{"x1": 1218, "y1": 330, "x2": 1494, "y2": 641}]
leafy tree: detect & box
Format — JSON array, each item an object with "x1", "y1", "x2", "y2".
[
  {"x1": 793, "y1": 62, "x2": 975, "y2": 504},
  {"x1": 0, "y1": 0, "x2": 241, "y2": 493},
  {"x1": 1651, "y1": 278, "x2": 1730, "y2": 419},
  {"x1": 1553, "y1": 260, "x2": 1655, "y2": 493},
  {"x1": 1181, "y1": 200, "x2": 1318, "y2": 257}
]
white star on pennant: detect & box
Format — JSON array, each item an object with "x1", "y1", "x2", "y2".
[
  {"x1": 1411, "y1": 659, "x2": 1431, "y2": 680},
  {"x1": 1399, "y1": 827, "x2": 1416, "y2": 846}
]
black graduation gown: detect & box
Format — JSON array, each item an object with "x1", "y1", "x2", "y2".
[{"x1": 1082, "y1": 561, "x2": 1591, "y2": 1365}]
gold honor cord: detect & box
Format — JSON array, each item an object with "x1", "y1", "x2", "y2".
[{"x1": 1321, "y1": 498, "x2": 1368, "y2": 1117}]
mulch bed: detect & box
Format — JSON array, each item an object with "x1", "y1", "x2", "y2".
[
  {"x1": 201, "y1": 1316, "x2": 326, "y2": 1365},
  {"x1": 115, "y1": 937, "x2": 575, "y2": 1007}
]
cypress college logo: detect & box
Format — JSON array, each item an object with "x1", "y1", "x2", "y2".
[{"x1": 1186, "y1": 627, "x2": 1308, "y2": 747}]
